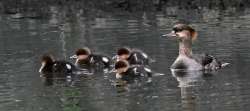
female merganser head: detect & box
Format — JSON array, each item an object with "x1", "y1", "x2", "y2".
[
  {"x1": 163, "y1": 24, "x2": 197, "y2": 57},
  {"x1": 163, "y1": 24, "x2": 229, "y2": 70},
  {"x1": 163, "y1": 24, "x2": 197, "y2": 41}
]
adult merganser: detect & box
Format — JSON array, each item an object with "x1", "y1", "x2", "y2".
[{"x1": 163, "y1": 24, "x2": 229, "y2": 71}]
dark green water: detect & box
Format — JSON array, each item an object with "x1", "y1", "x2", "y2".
[{"x1": 0, "y1": 5, "x2": 250, "y2": 111}]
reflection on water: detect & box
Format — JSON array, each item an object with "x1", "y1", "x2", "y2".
[
  {"x1": 0, "y1": 3, "x2": 250, "y2": 111},
  {"x1": 171, "y1": 70, "x2": 206, "y2": 88},
  {"x1": 171, "y1": 70, "x2": 208, "y2": 111}
]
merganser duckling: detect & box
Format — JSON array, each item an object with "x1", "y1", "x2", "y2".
[
  {"x1": 114, "y1": 47, "x2": 151, "y2": 66},
  {"x1": 71, "y1": 47, "x2": 111, "y2": 68},
  {"x1": 114, "y1": 60, "x2": 152, "y2": 83},
  {"x1": 39, "y1": 54, "x2": 76, "y2": 79},
  {"x1": 163, "y1": 24, "x2": 229, "y2": 71}
]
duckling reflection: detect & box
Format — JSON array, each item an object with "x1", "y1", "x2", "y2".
[{"x1": 171, "y1": 70, "x2": 208, "y2": 111}]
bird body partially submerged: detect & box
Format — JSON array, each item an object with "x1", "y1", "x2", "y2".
[{"x1": 164, "y1": 24, "x2": 229, "y2": 71}]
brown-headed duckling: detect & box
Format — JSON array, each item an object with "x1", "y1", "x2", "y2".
[
  {"x1": 71, "y1": 47, "x2": 111, "y2": 68},
  {"x1": 114, "y1": 60, "x2": 152, "y2": 83},
  {"x1": 114, "y1": 47, "x2": 152, "y2": 66},
  {"x1": 39, "y1": 54, "x2": 76, "y2": 79}
]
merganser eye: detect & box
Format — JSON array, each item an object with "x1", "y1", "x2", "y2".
[{"x1": 173, "y1": 27, "x2": 183, "y2": 33}]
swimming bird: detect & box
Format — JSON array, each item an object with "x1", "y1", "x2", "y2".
[
  {"x1": 71, "y1": 47, "x2": 111, "y2": 68},
  {"x1": 113, "y1": 47, "x2": 152, "y2": 66},
  {"x1": 39, "y1": 54, "x2": 77, "y2": 79},
  {"x1": 114, "y1": 60, "x2": 153, "y2": 83},
  {"x1": 163, "y1": 24, "x2": 229, "y2": 71}
]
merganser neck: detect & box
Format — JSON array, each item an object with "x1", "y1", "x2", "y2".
[{"x1": 179, "y1": 39, "x2": 192, "y2": 57}]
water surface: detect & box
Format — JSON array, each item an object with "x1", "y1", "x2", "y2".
[{"x1": 0, "y1": 6, "x2": 250, "y2": 111}]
